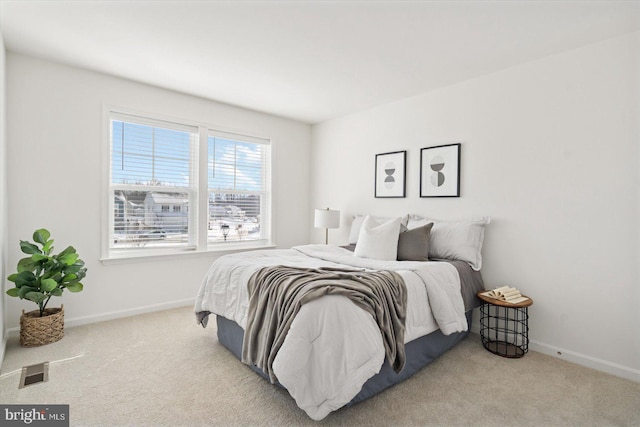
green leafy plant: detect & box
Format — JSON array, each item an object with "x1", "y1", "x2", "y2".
[{"x1": 6, "y1": 228, "x2": 87, "y2": 317}]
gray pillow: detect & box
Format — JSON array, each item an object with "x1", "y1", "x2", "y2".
[{"x1": 397, "y1": 223, "x2": 433, "y2": 261}]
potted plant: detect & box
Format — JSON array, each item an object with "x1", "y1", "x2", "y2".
[{"x1": 5, "y1": 228, "x2": 87, "y2": 347}]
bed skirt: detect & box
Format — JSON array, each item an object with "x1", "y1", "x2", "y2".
[{"x1": 216, "y1": 310, "x2": 472, "y2": 406}]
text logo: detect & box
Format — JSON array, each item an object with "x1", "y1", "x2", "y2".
[{"x1": 1, "y1": 405, "x2": 69, "y2": 426}]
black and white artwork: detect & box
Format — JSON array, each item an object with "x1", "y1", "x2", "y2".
[
  {"x1": 420, "y1": 143, "x2": 461, "y2": 197},
  {"x1": 375, "y1": 150, "x2": 406, "y2": 198}
]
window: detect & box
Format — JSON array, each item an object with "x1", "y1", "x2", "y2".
[
  {"x1": 106, "y1": 110, "x2": 271, "y2": 259},
  {"x1": 208, "y1": 131, "x2": 268, "y2": 244}
]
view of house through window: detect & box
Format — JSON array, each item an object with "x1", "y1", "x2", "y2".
[
  {"x1": 208, "y1": 133, "x2": 267, "y2": 244},
  {"x1": 113, "y1": 190, "x2": 191, "y2": 248},
  {"x1": 108, "y1": 112, "x2": 270, "y2": 256}
]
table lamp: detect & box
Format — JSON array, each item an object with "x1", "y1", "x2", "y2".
[{"x1": 314, "y1": 208, "x2": 340, "y2": 244}]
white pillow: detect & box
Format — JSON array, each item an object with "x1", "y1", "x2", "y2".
[
  {"x1": 349, "y1": 214, "x2": 408, "y2": 244},
  {"x1": 353, "y1": 216, "x2": 402, "y2": 261},
  {"x1": 407, "y1": 214, "x2": 431, "y2": 230},
  {"x1": 408, "y1": 215, "x2": 491, "y2": 270}
]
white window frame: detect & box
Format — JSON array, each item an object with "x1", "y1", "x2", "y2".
[{"x1": 101, "y1": 106, "x2": 273, "y2": 262}]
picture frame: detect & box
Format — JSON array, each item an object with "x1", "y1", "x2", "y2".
[
  {"x1": 420, "y1": 143, "x2": 461, "y2": 197},
  {"x1": 375, "y1": 150, "x2": 406, "y2": 198}
]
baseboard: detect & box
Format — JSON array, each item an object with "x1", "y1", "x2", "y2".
[
  {"x1": 529, "y1": 340, "x2": 640, "y2": 383},
  {"x1": 6, "y1": 298, "x2": 195, "y2": 337},
  {"x1": 469, "y1": 311, "x2": 639, "y2": 383}
]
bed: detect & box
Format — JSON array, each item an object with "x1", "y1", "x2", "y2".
[{"x1": 194, "y1": 215, "x2": 489, "y2": 420}]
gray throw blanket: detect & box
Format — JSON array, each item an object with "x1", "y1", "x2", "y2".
[{"x1": 241, "y1": 266, "x2": 407, "y2": 383}]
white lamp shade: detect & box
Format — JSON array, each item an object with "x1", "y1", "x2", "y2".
[{"x1": 314, "y1": 209, "x2": 340, "y2": 229}]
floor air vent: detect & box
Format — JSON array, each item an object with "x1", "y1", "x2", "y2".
[{"x1": 19, "y1": 362, "x2": 49, "y2": 389}]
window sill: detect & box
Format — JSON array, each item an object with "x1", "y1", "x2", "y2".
[{"x1": 100, "y1": 241, "x2": 276, "y2": 265}]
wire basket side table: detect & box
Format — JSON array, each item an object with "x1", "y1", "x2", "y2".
[{"x1": 477, "y1": 291, "x2": 533, "y2": 358}]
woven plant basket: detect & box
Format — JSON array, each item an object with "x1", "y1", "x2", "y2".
[{"x1": 20, "y1": 305, "x2": 64, "y2": 347}]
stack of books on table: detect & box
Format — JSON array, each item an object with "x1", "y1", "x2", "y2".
[{"x1": 480, "y1": 286, "x2": 530, "y2": 304}]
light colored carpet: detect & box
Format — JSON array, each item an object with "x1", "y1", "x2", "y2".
[{"x1": 1, "y1": 306, "x2": 638, "y2": 426}]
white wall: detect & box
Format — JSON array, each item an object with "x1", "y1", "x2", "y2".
[
  {"x1": 0, "y1": 28, "x2": 8, "y2": 363},
  {"x1": 311, "y1": 33, "x2": 639, "y2": 380},
  {"x1": 636, "y1": 32, "x2": 640, "y2": 378},
  {"x1": 5, "y1": 53, "x2": 311, "y2": 330}
]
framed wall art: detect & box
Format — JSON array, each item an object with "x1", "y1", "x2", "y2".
[
  {"x1": 375, "y1": 150, "x2": 406, "y2": 198},
  {"x1": 420, "y1": 143, "x2": 461, "y2": 197}
]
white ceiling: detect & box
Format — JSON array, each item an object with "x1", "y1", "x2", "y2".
[{"x1": 1, "y1": 0, "x2": 639, "y2": 124}]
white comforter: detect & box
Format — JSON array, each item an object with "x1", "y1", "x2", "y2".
[{"x1": 194, "y1": 245, "x2": 467, "y2": 420}]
